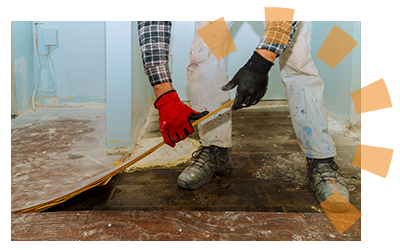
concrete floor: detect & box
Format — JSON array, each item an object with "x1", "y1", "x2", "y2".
[{"x1": 31, "y1": 101, "x2": 361, "y2": 213}]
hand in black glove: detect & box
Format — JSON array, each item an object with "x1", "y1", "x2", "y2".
[{"x1": 221, "y1": 51, "x2": 274, "y2": 110}]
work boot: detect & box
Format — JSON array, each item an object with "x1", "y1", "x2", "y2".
[
  {"x1": 177, "y1": 145, "x2": 232, "y2": 189},
  {"x1": 307, "y1": 157, "x2": 351, "y2": 211}
]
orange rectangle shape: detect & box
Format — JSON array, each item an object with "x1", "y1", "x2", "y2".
[
  {"x1": 316, "y1": 25, "x2": 358, "y2": 69},
  {"x1": 197, "y1": 17, "x2": 237, "y2": 61},
  {"x1": 321, "y1": 191, "x2": 362, "y2": 234},
  {"x1": 350, "y1": 90, "x2": 361, "y2": 114},
  {"x1": 352, "y1": 145, "x2": 361, "y2": 168},
  {"x1": 264, "y1": 21, "x2": 292, "y2": 45},
  {"x1": 361, "y1": 77, "x2": 393, "y2": 113},
  {"x1": 352, "y1": 144, "x2": 393, "y2": 178},
  {"x1": 214, "y1": 16, "x2": 225, "y2": 21},
  {"x1": 351, "y1": 78, "x2": 392, "y2": 114},
  {"x1": 264, "y1": 7, "x2": 295, "y2": 21}
]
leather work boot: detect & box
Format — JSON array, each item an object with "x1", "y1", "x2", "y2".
[
  {"x1": 177, "y1": 145, "x2": 232, "y2": 189},
  {"x1": 307, "y1": 157, "x2": 351, "y2": 212}
]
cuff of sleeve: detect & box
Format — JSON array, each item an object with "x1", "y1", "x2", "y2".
[
  {"x1": 145, "y1": 64, "x2": 172, "y2": 86},
  {"x1": 256, "y1": 44, "x2": 287, "y2": 57}
]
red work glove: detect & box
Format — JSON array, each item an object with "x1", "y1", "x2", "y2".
[{"x1": 154, "y1": 90, "x2": 208, "y2": 147}]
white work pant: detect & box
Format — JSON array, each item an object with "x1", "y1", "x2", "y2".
[{"x1": 187, "y1": 21, "x2": 336, "y2": 159}]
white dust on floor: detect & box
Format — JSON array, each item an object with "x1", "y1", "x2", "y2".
[
  {"x1": 253, "y1": 152, "x2": 308, "y2": 185},
  {"x1": 327, "y1": 112, "x2": 361, "y2": 146},
  {"x1": 123, "y1": 137, "x2": 201, "y2": 173}
]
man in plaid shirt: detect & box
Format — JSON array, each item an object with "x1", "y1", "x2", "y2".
[{"x1": 138, "y1": 21, "x2": 350, "y2": 212}]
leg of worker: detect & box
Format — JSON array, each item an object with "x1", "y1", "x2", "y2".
[
  {"x1": 279, "y1": 21, "x2": 350, "y2": 211},
  {"x1": 278, "y1": 21, "x2": 336, "y2": 159},
  {"x1": 178, "y1": 21, "x2": 234, "y2": 189},
  {"x1": 186, "y1": 21, "x2": 234, "y2": 148}
]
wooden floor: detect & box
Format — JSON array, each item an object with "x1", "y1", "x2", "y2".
[
  {"x1": 11, "y1": 210, "x2": 361, "y2": 241},
  {"x1": 11, "y1": 102, "x2": 361, "y2": 240},
  {"x1": 46, "y1": 103, "x2": 361, "y2": 213}
]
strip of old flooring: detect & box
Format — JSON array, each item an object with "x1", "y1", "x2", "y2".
[{"x1": 11, "y1": 210, "x2": 360, "y2": 241}]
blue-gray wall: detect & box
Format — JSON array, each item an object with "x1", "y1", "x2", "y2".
[
  {"x1": 105, "y1": 21, "x2": 153, "y2": 152},
  {"x1": 171, "y1": 21, "x2": 361, "y2": 125},
  {"x1": 32, "y1": 21, "x2": 106, "y2": 105},
  {"x1": 11, "y1": 21, "x2": 360, "y2": 152},
  {"x1": 310, "y1": 21, "x2": 361, "y2": 125},
  {"x1": 12, "y1": 21, "x2": 153, "y2": 153},
  {"x1": 170, "y1": 21, "x2": 287, "y2": 101},
  {"x1": 12, "y1": 21, "x2": 35, "y2": 114}
]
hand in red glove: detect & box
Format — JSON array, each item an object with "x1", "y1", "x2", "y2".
[{"x1": 154, "y1": 90, "x2": 208, "y2": 147}]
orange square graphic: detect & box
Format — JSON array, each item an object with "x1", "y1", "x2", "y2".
[
  {"x1": 264, "y1": 7, "x2": 294, "y2": 45},
  {"x1": 352, "y1": 144, "x2": 393, "y2": 178},
  {"x1": 264, "y1": 21, "x2": 292, "y2": 45},
  {"x1": 197, "y1": 17, "x2": 237, "y2": 61},
  {"x1": 350, "y1": 87, "x2": 363, "y2": 114},
  {"x1": 316, "y1": 25, "x2": 358, "y2": 69},
  {"x1": 264, "y1": 7, "x2": 295, "y2": 21},
  {"x1": 321, "y1": 191, "x2": 362, "y2": 234},
  {"x1": 351, "y1": 78, "x2": 392, "y2": 114}
]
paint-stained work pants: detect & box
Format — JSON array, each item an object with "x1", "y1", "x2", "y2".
[{"x1": 187, "y1": 21, "x2": 336, "y2": 159}]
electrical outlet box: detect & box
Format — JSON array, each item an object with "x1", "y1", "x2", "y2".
[{"x1": 43, "y1": 28, "x2": 58, "y2": 46}]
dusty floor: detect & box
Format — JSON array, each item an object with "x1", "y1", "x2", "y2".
[
  {"x1": 38, "y1": 101, "x2": 361, "y2": 213},
  {"x1": 11, "y1": 107, "x2": 121, "y2": 212},
  {"x1": 11, "y1": 210, "x2": 361, "y2": 241}
]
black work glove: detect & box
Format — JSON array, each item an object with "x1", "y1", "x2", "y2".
[{"x1": 221, "y1": 51, "x2": 274, "y2": 110}]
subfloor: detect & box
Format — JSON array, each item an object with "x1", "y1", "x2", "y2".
[
  {"x1": 11, "y1": 101, "x2": 361, "y2": 240},
  {"x1": 45, "y1": 101, "x2": 361, "y2": 213}
]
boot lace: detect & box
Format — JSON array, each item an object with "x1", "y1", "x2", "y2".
[
  {"x1": 308, "y1": 158, "x2": 347, "y2": 187},
  {"x1": 189, "y1": 146, "x2": 217, "y2": 170}
]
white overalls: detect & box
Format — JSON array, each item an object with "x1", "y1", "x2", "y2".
[{"x1": 186, "y1": 21, "x2": 336, "y2": 159}]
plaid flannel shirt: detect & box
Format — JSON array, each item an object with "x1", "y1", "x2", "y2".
[
  {"x1": 138, "y1": 21, "x2": 299, "y2": 86},
  {"x1": 257, "y1": 21, "x2": 299, "y2": 55},
  {"x1": 138, "y1": 21, "x2": 173, "y2": 86}
]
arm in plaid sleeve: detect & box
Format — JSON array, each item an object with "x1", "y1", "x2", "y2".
[
  {"x1": 257, "y1": 21, "x2": 299, "y2": 57},
  {"x1": 138, "y1": 21, "x2": 172, "y2": 86}
]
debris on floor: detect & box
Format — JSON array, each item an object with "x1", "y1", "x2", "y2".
[
  {"x1": 11, "y1": 107, "x2": 121, "y2": 213},
  {"x1": 10, "y1": 100, "x2": 361, "y2": 215},
  {"x1": 43, "y1": 101, "x2": 361, "y2": 213},
  {"x1": 123, "y1": 137, "x2": 201, "y2": 173}
]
